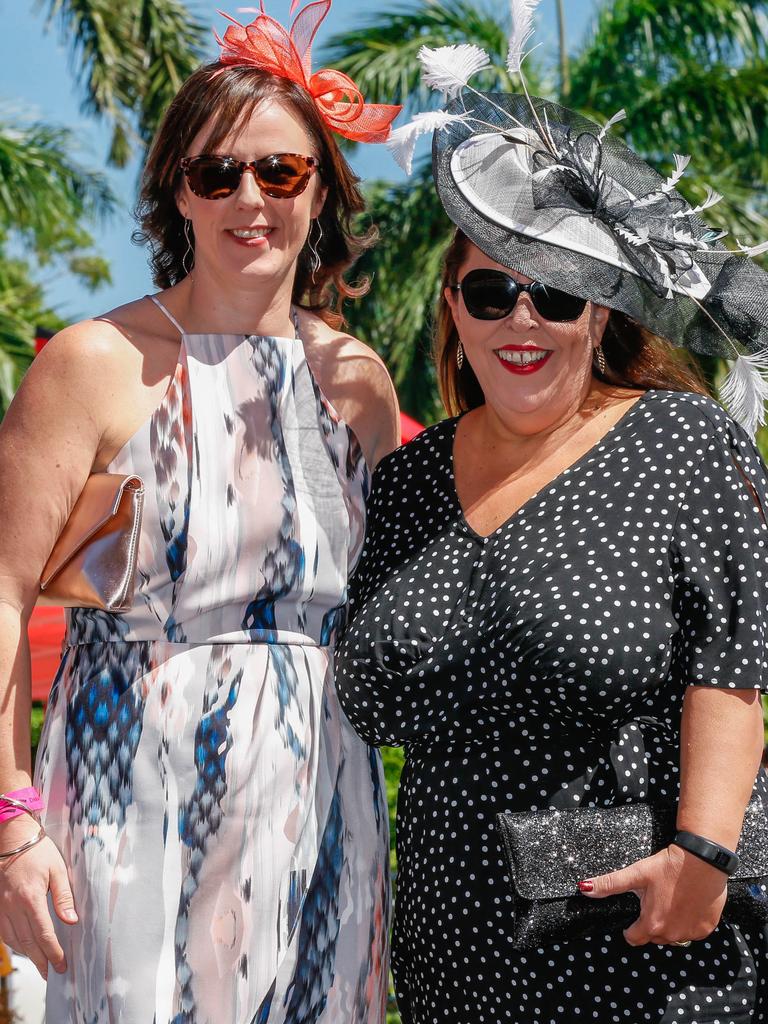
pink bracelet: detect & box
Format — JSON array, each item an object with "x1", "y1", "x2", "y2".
[{"x1": 0, "y1": 787, "x2": 45, "y2": 824}]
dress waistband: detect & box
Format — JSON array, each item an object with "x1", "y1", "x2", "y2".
[{"x1": 64, "y1": 629, "x2": 330, "y2": 649}]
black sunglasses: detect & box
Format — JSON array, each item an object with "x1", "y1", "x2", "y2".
[
  {"x1": 451, "y1": 269, "x2": 588, "y2": 323},
  {"x1": 180, "y1": 153, "x2": 320, "y2": 200}
]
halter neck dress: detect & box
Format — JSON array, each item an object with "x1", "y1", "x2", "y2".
[{"x1": 34, "y1": 297, "x2": 390, "y2": 1024}]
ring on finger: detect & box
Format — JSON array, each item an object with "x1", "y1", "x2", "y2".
[{"x1": 671, "y1": 940, "x2": 692, "y2": 947}]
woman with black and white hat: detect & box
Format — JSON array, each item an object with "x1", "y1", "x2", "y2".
[{"x1": 335, "y1": 17, "x2": 768, "y2": 1024}]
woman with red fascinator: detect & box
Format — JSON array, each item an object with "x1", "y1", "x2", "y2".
[{"x1": 0, "y1": 4, "x2": 400, "y2": 1020}]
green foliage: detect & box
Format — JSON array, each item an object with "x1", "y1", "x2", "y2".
[
  {"x1": 381, "y1": 745, "x2": 404, "y2": 1024},
  {"x1": 68, "y1": 255, "x2": 113, "y2": 290},
  {"x1": 381, "y1": 745, "x2": 404, "y2": 870},
  {"x1": 353, "y1": 164, "x2": 452, "y2": 422},
  {"x1": 38, "y1": 0, "x2": 209, "y2": 168},
  {"x1": 0, "y1": 120, "x2": 114, "y2": 249},
  {"x1": 569, "y1": 0, "x2": 768, "y2": 242},
  {"x1": 325, "y1": 0, "x2": 541, "y2": 119},
  {"x1": 325, "y1": 0, "x2": 768, "y2": 422},
  {"x1": 132, "y1": 0, "x2": 210, "y2": 147},
  {"x1": 0, "y1": 319, "x2": 34, "y2": 416},
  {"x1": 0, "y1": 239, "x2": 68, "y2": 415},
  {"x1": 1, "y1": 0, "x2": 204, "y2": 414},
  {"x1": 30, "y1": 704, "x2": 46, "y2": 754},
  {"x1": 0, "y1": 119, "x2": 115, "y2": 409}
]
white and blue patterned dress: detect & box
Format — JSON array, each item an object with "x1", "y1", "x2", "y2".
[{"x1": 35, "y1": 296, "x2": 390, "y2": 1024}]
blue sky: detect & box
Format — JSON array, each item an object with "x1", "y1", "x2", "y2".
[{"x1": 0, "y1": 0, "x2": 596, "y2": 322}]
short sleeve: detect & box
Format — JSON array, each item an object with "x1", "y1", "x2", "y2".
[{"x1": 671, "y1": 415, "x2": 768, "y2": 691}]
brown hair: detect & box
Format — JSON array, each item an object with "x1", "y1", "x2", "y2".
[
  {"x1": 434, "y1": 229, "x2": 709, "y2": 416},
  {"x1": 134, "y1": 63, "x2": 374, "y2": 326}
]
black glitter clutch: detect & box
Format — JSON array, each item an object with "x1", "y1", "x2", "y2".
[{"x1": 496, "y1": 794, "x2": 768, "y2": 950}]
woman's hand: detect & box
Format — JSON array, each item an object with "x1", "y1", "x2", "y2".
[
  {"x1": 0, "y1": 817, "x2": 78, "y2": 979},
  {"x1": 580, "y1": 844, "x2": 728, "y2": 946}
]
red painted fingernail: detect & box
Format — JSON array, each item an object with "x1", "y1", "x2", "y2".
[{"x1": 578, "y1": 880, "x2": 594, "y2": 893}]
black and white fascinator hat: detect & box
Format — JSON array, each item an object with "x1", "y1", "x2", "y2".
[{"x1": 387, "y1": 0, "x2": 768, "y2": 436}]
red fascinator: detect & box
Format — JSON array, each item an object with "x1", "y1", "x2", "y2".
[{"x1": 216, "y1": 1, "x2": 402, "y2": 143}]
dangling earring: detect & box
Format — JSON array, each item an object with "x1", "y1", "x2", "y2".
[
  {"x1": 594, "y1": 343, "x2": 607, "y2": 375},
  {"x1": 182, "y1": 218, "x2": 195, "y2": 276},
  {"x1": 308, "y1": 219, "x2": 323, "y2": 281},
  {"x1": 456, "y1": 339, "x2": 464, "y2": 369}
]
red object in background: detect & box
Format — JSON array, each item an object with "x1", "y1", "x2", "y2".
[
  {"x1": 28, "y1": 606, "x2": 65, "y2": 703},
  {"x1": 400, "y1": 411, "x2": 424, "y2": 444},
  {"x1": 35, "y1": 327, "x2": 55, "y2": 355},
  {"x1": 29, "y1": 331, "x2": 62, "y2": 704}
]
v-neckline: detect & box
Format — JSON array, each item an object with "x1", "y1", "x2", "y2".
[{"x1": 449, "y1": 392, "x2": 650, "y2": 542}]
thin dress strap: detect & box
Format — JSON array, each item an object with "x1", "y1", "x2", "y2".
[
  {"x1": 291, "y1": 306, "x2": 301, "y2": 339},
  {"x1": 148, "y1": 294, "x2": 185, "y2": 336}
]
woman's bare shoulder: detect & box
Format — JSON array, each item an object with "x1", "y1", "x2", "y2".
[
  {"x1": 47, "y1": 293, "x2": 183, "y2": 377},
  {"x1": 15, "y1": 296, "x2": 180, "y2": 462},
  {"x1": 42, "y1": 296, "x2": 168, "y2": 363}
]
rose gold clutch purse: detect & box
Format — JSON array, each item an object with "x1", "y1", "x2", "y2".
[{"x1": 38, "y1": 474, "x2": 145, "y2": 613}]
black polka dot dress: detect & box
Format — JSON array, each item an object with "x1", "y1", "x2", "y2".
[{"x1": 335, "y1": 391, "x2": 768, "y2": 1024}]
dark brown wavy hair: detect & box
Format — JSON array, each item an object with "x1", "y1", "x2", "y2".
[
  {"x1": 134, "y1": 63, "x2": 374, "y2": 326},
  {"x1": 435, "y1": 229, "x2": 709, "y2": 415}
]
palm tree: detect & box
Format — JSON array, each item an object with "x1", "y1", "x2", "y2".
[
  {"x1": 0, "y1": 118, "x2": 117, "y2": 414},
  {"x1": 38, "y1": 0, "x2": 209, "y2": 166},
  {"x1": 0, "y1": 120, "x2": 115, "y2": 247},
  {"x1": 0, "y1": 1, "x2": 210, "y2": 416},
  {"x1": 324, "y1": 0, "x2": 768, "y2": 422}
]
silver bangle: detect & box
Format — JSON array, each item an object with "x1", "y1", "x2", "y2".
[
  {"x1": 0, "y1": 796, "x2": 46, "y2": 859},
  {"x1": 0, "y1": 825, "x2": 46, "y2": 860}
]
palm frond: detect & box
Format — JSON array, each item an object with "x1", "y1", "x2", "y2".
[
  {"x1": 346, "y1": 163, "x2": 454, "y2": 422},
  {"x1": 587, "y1": 61, "x2": 768, "y2": 241},
  {"x1": 331, "y1": 0, "x2": 768, "y2": 422},
  {"x1": 0, "y1": 120, "x2": 116, "y2": 250},
  {"x1": 0, "y1": 321, "x2": 34, "y2": 415},
  {"x1": 39, "y1": 0, "x2": 142, "y2": 165},
  {"x1": 0, "y1": 240, "x2": 68, "y2": 415},
  {"x1": 0, "y1": 284, "x2": 41, "y2": 416},
  {"x1": 573, "y1": 0, "x2": 767, "y2": 99},
  {"x1": 132, "y1": 0, "x2": 208, "y2": 145},
  {"x1": 37, "y1": 0, "x2": 208, "y2": 165},
  {"x1": 322, "y1": 0, "x2": 542, "y2": 119}
]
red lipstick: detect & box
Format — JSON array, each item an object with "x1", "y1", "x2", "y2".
[{"x1": 495, "y1": 344, "x2": 552, "y2": 375}]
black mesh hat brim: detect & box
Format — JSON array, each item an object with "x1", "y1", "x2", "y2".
[{"x1": 432, "y1": 92, "x2": 768, "y2": 360}]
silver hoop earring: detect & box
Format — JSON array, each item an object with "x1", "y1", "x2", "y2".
[
  {"x1": 308, "y1": 219, "x2": 323, "y2": 281},
  {"x1": 183, "y1": 218, "x2": 195, "y2": 276},
  {"x1": 594, "y1": 343, "x2": 607, "y2": 375},
  {"x1": 456, "y1": 339, "x2": 464, "y2": 370}
]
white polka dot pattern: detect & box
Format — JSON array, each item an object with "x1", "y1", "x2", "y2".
[{"x1": 336, "y1": 390, "x2": 768, "y2": 1024}]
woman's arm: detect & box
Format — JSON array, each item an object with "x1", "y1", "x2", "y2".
[
  {"x1": 583, "y1": 686, "x2": 764, "y2": 945},
  {"x1": 677, "y1": 685, "x2": 764, "y2": 847},
  {"x1": 0, "y1": 323, "x2": 125, "y2": 977}
]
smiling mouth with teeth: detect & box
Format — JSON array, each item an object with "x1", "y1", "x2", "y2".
[
  {"x1": 230, "y1": 227, "x2": 272, "y2": 240},
  {"x1": 494, "y1": 346, "x2": 553, "y2": 375}
]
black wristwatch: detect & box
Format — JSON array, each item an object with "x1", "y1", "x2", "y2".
[{"x1": 673, "y1": 831, "x2": 740, "y2": 876}]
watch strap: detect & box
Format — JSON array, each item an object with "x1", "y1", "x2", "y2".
[{"x1": 673, "y1": 830, "x2": 740, "y2": 876}]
